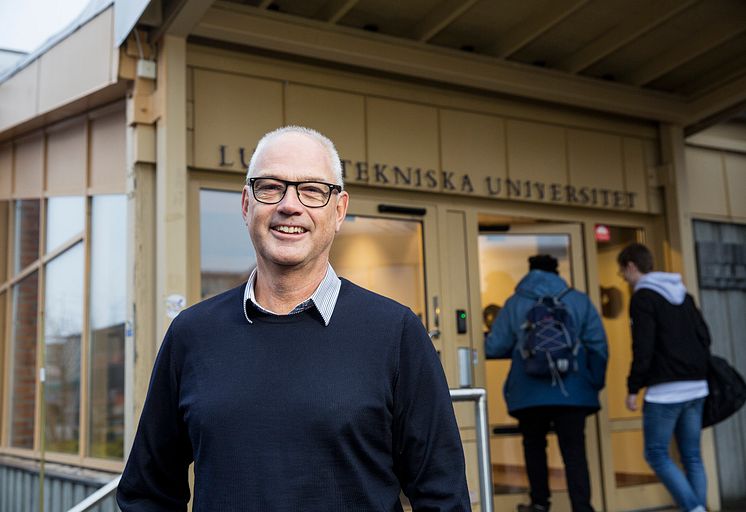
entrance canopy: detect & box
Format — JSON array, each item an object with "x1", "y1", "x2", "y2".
[{"x1": 141, "y1": 0, "x2": 746, "y2": 132}]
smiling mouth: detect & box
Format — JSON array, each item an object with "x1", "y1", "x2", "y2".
[{"x1": 273, "y1": 225, "x2": 307, "y2": 234}]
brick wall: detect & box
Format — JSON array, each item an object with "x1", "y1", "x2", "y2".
[{"x1": 10, "y1": 271, "x2": 38, "y2": 449}]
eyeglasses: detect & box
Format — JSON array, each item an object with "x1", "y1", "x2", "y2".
[{"x1": 249, "y1": 177, "x2": 342, "y2": 208}]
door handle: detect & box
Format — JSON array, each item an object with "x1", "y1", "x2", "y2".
[{"x1": 429, "y1": 296, "x2": 441, "y2": 340}]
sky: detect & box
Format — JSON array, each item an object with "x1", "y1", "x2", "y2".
[{"x1": 0, "y1": 0, "x2": 91, "y2": 53}]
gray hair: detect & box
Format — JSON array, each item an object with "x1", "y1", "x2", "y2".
[{"x1": 245, "y1": 126, "x2": 344, "y2": 186}]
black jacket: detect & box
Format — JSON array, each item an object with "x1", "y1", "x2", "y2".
[{"x1": 627, "y1": 289, "x2": 711, "y2": 394}]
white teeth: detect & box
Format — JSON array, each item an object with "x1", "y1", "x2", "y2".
[{"x1": 274, "y1": 225, "x2": 306, "y2": 234}]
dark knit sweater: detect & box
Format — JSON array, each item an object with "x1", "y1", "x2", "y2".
[
  {"x1": 627, "y1": 289, "x2": 711, "y2": 394},
  {"x1": 117, "y1": 279, "x2": 470, "y2": 511}
]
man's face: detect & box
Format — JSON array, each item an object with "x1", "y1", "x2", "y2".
[
  {"x1": 241, "y1": 132, "x2": 349, "y2": 273},
  {"x1": 618, "y1": 262, "x2": 637, "y2": 285}
]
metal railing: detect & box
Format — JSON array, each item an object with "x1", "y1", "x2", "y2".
[
  {"x1": 450, "y1": 387, "x2": 494, "y2": 512},
  {"x1": 67, "y1": 475, "x2": 121, "y2": 512},
  {"x1": 67, "y1": 390, "x2": 493, "y2": 512}
]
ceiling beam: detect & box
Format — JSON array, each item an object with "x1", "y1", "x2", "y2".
[
  {"x1": 679, "y1": 51, "x2": 746, "y2": 98},
  {"x1": 626, "y1": 18, "x2": 746, "y2": 86},
  {"x1": 155, "y1": 0, "x2": 215, "y2": 38},
  {"x1": 488, "y1": 0, "x2": 589, "y2": 58},
  {"x1": 315, "y1": 0, "x2": 359, "y2": 24},
  {"x1": 413, "y1": 0, "x2": 479, "y2": 42},
  {"x1": 556, "y1": 0, "x2": 698, "y2": 73},
  {"x1": 194, "y1": 5, "x2": 688, "y2": 123},
  {"x1": 686, "y1": 73, "x2": 746, "y2": 132}
]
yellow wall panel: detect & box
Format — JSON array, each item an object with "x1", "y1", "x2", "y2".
[
  {"x1": 506, "y1": 119, "x2": 566, "y2": 185},
  {"x1": 193, "y1": 69, "x2": 283, "y2": 171},
  {"x1": 567, "y1": 129, "x2": 624, "y2": 190},
  {"x1": 622, "y1": 138, "x2": 648, "y2": 212},
  {"x1": 724, "y1": 153, "x2": 746, "y2": 218},
  {"x1": 0, "y1": 144, "x2": 11, "y2": 199},
  {"x1": 0, "y1": 62, "x2": 39, "y2": 132},
  {"x1": 38, "y1": 8, "x2": 113, "y2": 112},
  {"x1": 90, "y1": 108, "x2": 126, "y2": 193},
  {"x1": 46, "y1": 120, "x2": 87, "y2": 195},
  {"x1": 13, "y1": 134, "x2": 44, "y2": 198},
  {"x1": 440, "y1": 109, "x2": 506, "y2": 188},
  {"x1": 285, "y1": 84, "x2": 366, "y2": 168},
  {"x1": 685, "y1": 147, "x2": 728, "y2": 217},
  {"x1": 366, "y1": 97, "x2": 439, "y2": 191}
]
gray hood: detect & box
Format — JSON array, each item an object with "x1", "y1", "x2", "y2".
[{"x1": 635, "y1": 272, "x2": 687, "y2": 305}]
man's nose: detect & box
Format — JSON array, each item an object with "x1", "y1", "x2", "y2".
[{"x1": 276, "y1": 184, "x2": 304, "y2": 212}]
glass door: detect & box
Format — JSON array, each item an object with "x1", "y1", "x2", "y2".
[{"x1": 478, "y1": 221, "x2": 599, "y2": 512}]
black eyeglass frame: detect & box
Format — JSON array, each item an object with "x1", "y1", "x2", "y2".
[{"x1": 248, "y1": 177, "x2": 343, "y2": 208}]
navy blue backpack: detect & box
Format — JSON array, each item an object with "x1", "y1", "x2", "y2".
[{"x1": 520, "y1": 288, "x2": 579, "y2": 395}]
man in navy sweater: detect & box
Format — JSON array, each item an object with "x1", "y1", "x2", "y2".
[{"x1": 117, "y1": 126, "x2": 470, "y2": 511}]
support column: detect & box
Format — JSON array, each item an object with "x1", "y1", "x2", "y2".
[
  {"x1": 124, "y1": 69, "x2": 157, "y2": 452},
  {"x1": 659, "y1": 123, "x2": 698, "y2": 293},
  {"x1": 155, "y1": 35, "x2": 189, "y2": 341},
  {"x1": 659, "y1": 123, "x2": 721, "y2": 512}
]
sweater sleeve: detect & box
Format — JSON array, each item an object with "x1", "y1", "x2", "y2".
[
  {"x1": 117, "y1": 324, "x2": 193, "y2": 511},
  {"x1": 484, "y1": 299, "x2": 516, "y2": 359},
  {"x1": 627, "y1": 292, "x2": 656, "y2": 395},
  {"x1": 392, "y1": 311, "x2": 472, "y2": 511},
  {"x1": 579, "y1": 295, "x2": 608, "y2": 390}
]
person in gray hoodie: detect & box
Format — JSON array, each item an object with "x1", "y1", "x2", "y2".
[{"x1": 618, "y1": 243, "x2": 711, "y2": 512}]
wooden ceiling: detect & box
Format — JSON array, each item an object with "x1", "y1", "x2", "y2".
[{"x1": 213, "y1": 0, "x2": 746, "y2": 129}]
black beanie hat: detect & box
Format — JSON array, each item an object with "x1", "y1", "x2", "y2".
[{"x1": 528, "y1": 254, "x2": 559, "y2": 274}]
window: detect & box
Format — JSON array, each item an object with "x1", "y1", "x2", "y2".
[
  {"x1": 200, "y1": 189, "x2": 254, "y2": 299},
  {"x1": 88, "y1": 195, "x2": 126, "y2": 459},
  {"x1": 1, "y1": 194, "x2": 127, "y2": 464}
]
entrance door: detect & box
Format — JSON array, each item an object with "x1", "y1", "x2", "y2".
[{"x1": 477, "y1": 221, "x2": 602, "y2": 512}]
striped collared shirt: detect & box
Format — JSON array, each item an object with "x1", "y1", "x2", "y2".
[{"x1": 242, "y1": 264, "x2": 341, "y2": 326}]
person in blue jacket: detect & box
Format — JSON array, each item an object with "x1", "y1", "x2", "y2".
[{"x1": 485, "y1": 254, "x2": 608, "y2": 512}]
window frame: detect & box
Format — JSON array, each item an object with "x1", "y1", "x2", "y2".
[{"x1": 0, "y1": 193, "x2": 125, "y2": 473}]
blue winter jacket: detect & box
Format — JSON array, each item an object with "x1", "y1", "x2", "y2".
[{"x1": 484, "y1": 270, "x2": 608, "y2": 415}]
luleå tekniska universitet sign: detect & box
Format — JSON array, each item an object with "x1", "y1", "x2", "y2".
[{"x1": 219, "y1": 145, "x2": 638, "y2": 210}]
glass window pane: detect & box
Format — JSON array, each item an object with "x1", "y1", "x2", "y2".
[
  {"x1": 330, "y1": 215, "x2": 427, "y2": 322},
  {"x1": 478, "y1": 234, "x2": 571, "y2": 311},
  {"x1": 595, "y1": 226, "x2": 640, "y2": 420},
  {"x1": 46, "y1": 196, "x2": 85, "y2": 253},
  {"x1": 44, "y1": 243, "x2": 84, "y2": 454},
  {"x1": 88, "y1": 195, "x2": 126, "y2": 459},
  {"x1": 200, "y1": 189, "x2": 254, "y2": 299},
  {"x1": 14, "y1": 200, "x2": 40, "y2": 273},
  {"x1": 10, "y1": 271, "x2": 39, "y2": 449}
]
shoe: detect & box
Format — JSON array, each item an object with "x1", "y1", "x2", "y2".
[{"x1": 516, "y1": 504, "x2": 550, "y2": 512}]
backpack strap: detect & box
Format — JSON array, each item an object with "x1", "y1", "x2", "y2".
[{"x1": 556, "y1": 287, "x2": 574, "y2": 300}]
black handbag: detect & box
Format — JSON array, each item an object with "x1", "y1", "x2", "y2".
[{"x1": 702, "y1": 355, "x2": 746, "y2": 427}]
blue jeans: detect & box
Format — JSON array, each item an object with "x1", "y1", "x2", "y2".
[{"x1": 643, "y1": 398, "x2": 707, "y2": 512}]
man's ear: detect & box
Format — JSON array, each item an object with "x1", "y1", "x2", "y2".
[
  {"x1": 335, "y1": 191, "x2": 349, "y2": 232},
  {"x1": 241, "y1": 186, "x2": 251, "y2": 224}
]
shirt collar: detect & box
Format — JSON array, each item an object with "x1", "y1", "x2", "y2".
[{"x1": 242, "y1": 263, "x2": 341, "y2": 326}]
